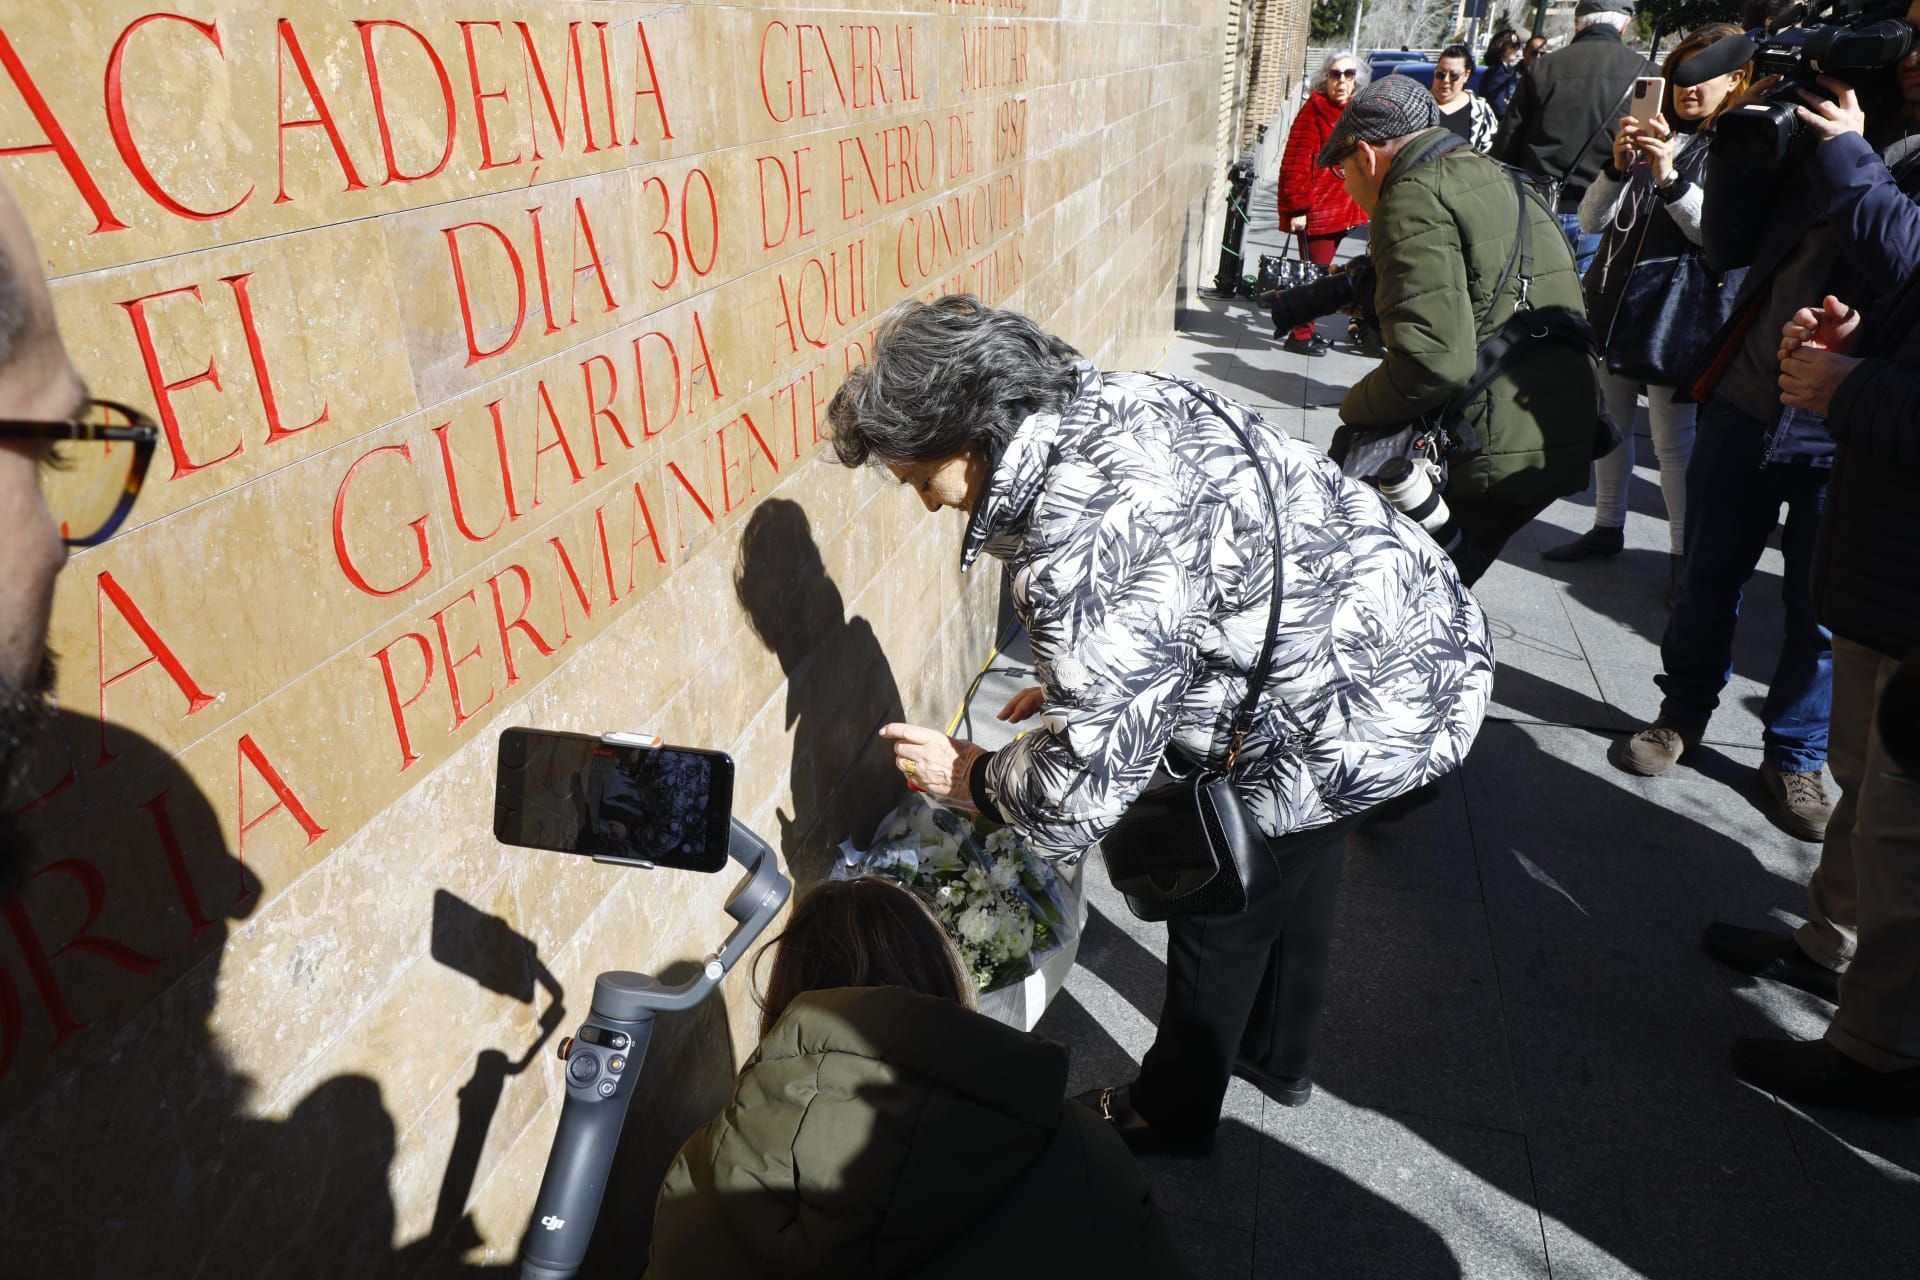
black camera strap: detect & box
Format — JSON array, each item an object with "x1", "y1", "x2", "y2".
[{"x1": 1445, "y1": 173, "x2": 1597, "y2": 455}]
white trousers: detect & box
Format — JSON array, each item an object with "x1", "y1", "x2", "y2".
[{"x1": 1590, "y1": 371, "x2": 1696, "y2": 555}]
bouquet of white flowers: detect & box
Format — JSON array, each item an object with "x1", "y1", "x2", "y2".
[{"x1": 835, "y1": 793, "x2": 1077, "y2": 994}]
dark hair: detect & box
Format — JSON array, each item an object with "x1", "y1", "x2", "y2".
[
  {"x1": 1665, "y1": 22, "x2": 1751, "y2": 121},
  {"x1": 827, "y1": 295, "x2": 1080, "y2": 470},
  {"x1": 1438, "y1": 44, "x2": 1473, "y2": 68},
  {"x1": 1483, "y1": 27, "x2": 1521, "y2": 66},
  {"x1": 753, "y1": 877, "x2": 974, "y2": 1039}
]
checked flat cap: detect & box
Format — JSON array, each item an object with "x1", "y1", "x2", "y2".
[{"x1": 1316, "y1": 73, "x2": 1442, "y2": 167}]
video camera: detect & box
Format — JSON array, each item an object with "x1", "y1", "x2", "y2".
[{"x1": 1689, "y1": 0, "x2": 1916, "y2": 266}]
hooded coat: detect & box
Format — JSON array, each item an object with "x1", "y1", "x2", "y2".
[
  {"x1": 1278, "y1": 90, "x2": 1369, "y2": 236},
  {"x1": 646, "y1": 987, "x2": 1187, "y2": 1279},
  {"x1": 966, "y1": 365, "x2": 1493, "y2": 861}
]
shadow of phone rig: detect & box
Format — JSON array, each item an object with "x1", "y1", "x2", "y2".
[{"x1": 494, "y1": 727, "x2": 792, "y2": 1280}]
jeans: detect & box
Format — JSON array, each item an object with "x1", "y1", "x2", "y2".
[
  {"x1": 1657, "y1": 396, "x2": 1831, "y2": 772},
  {"x1": 1592, "y1": 374, "x2": 1697, "y2": 554},
  {"x1": 1557, "y1": 211, "x2": 1601, "y2": 277},
  {"x1": 1130, "y1": 814, "x2": 1361, "y2": 1136}
]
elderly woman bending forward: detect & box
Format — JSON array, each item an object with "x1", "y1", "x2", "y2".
[{"x1": 833, "y1": 297, "x2": 1493, "y2": 1157}]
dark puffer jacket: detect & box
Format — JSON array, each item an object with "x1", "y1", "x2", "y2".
[
  {"x1": 646, "y1": 987, "x2": 1189, "y2": 1280},
  {"x1": 1343, "y1": 128, "x2": 1601, "y2": 505},
  {"x1": 1817, "y1": 277, "x2": 1920, "y2": 660}
]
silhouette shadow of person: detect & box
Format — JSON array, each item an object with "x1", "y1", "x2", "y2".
[
  {"x1": 735, "y1": 498, "x2": 907, "y2": 886},
  {"x1": 0, "y1": 709, "x2": 409, "y2": 1278}
]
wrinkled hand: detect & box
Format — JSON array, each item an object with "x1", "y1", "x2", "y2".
[
  {"x1": 997, "y1": 685, "x2": 1045, "y2": 723},
  {"x1": 1778, "y1": 294, "x2": 1861, "y2": 363},
  {"x1": 880, "y1": 722, "x2": 984, "y2": 808},
  {"x1": 1795, "y1": 77, "x2": 1866, "y2": 142},
  {"x1": 1779, "y1": 346, "x2": 1863, "y2": 415}
]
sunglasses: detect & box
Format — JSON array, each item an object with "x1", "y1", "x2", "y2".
[
  {"x1": 0, "y1": 399, "x2": 160, "y2": 546},
  {"x1": 1434, "y1": 70, "x2": 1467, "y2": 81},
  {"x1": 1329, "y1": 68, "x2": 1358, "y2": 80}
]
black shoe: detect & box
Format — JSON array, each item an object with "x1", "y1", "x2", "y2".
[
  {"x1": 1073, "y1": 1084, "x2": 1214, "y2": 1158},
  {"x1": 1541, "y1": 525, "x2": 1625, "y2": 562},
  {"x1": 1283, "y1": 334, "x2": 1330, "y2": 357},
  {"x1": 1233, "y1": 1056, "x2": 1314, "y2": 1107},
  {"x1": 1731, "y1": 1038, "x2": 1920, "y2": 1115},
  {"x1": 1703, "y1": 922, "x2": 1841, "y2": 1004}
]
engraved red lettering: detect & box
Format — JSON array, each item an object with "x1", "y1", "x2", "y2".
[
  {"x1": 95, "y1": 571, "x2": 216, "y2": 768},
  {"x1": 333, "y1": 443, "x2": 432, "y2": 598},
  {"x1": 0, "y1": 31, "x2": 127, "y2": 233},
  {"x1": 356, "y1": 20, "x2": 458, "y2": 185},
  {"x1": 116, "y1": 284, "x2": 243, "y2": 479},
  {"x1": 274, "y1": 18, "x2": 367, "y2": 204}
]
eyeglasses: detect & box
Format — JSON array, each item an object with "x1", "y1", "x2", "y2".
[
  {"x1": 0, "y1": 399, "x2": 159, "y2": 546},
  {"x1": 1329, "y1": 68, "x2": 1358, "y2": 80},
  {"x1": 1434, "y1": 70, "x2": 1468, "y2": 82}
]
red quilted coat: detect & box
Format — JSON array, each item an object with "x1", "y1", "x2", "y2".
[{"x1": 1277, "y1": 91, "x2": 1368, "y2": 236}]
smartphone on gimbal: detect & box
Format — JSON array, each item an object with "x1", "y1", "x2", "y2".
[{"x1": 493, "y1": 728, "x2": 734, "y2": 872}]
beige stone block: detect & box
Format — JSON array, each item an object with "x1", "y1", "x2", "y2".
[
  {"x1": 2, "y1": 2, "x2": 728, "y2": 280},
  {"x1": 50, "y1": 217, "x2": 419, "y2": 530}
]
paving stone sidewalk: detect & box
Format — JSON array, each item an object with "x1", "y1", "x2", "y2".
[{"x1": 960, "y1": 197, "x2": 1920, "y2": 1278}]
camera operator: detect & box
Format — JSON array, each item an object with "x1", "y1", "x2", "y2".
[
  {"x1": 1330, "y1": 76, "x2": 1603, "y2": 586},
  {"x1": 1494, "y1": 0, "x2": 1651, "y2": 272},
  {"x1": 1612, "y1": 22, "x2": 1920, "y2": 843},
  {"x1": 1703, "y1": 271, "x2": 1920, "y2": 1114}
]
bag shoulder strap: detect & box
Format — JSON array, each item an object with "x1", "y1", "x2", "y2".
[
  {"x1": 1150, "y1": 375, "x2": 1301, "y2": 766},
  {"x1": 1212, "y1": 413, "x2": 1290, "y2": 766}
]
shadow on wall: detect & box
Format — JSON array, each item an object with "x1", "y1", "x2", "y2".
[
  {"x1": 0, "y1": 709, "x2": 409, "y2": 1278},
  {"x1": 735, "y1": 497, "x2": 907, "y2": 887}
]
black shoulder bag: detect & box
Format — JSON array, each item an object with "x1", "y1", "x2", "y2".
[{"x1": 1100, "y1": 411, "x2": 1300, "y2": 923}]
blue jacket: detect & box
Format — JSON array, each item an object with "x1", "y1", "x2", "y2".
[
  {"x1": 1481, "y1": 61, "x2": 1520, "y2": 121},
  {"x1": 1688, "y1": 132, "x2": 1920, "y2": 464}
]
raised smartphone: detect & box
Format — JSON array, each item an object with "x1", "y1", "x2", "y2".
[
  {"x1": 1629, "y1": 76, "x2": 1666, "y2": 126},
  {"x1": 493, "y1": 728, "x2": 734, "y2": 872}
]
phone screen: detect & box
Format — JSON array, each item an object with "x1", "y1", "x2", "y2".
[{"x1": 493, "y1": 728, "x2": 734, "y2": 872}]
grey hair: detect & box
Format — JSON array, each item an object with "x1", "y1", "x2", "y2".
[
  {"x1": 1576, "y1": 11, "x2": 1631, "y2": 32},
  {"x1": 0, "y1": 260, "x2": 28, "y2": 371},
  {"x1": 828, "y1": 296, "x2": 1080, "y2": 469},
  {"x1": 1318, "y1": 51, "x2": 1368, "y2": 91}
]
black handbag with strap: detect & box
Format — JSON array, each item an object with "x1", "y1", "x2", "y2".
[{"x1": 1100, "y1": 405, "x2": 1304, "y2": 923}]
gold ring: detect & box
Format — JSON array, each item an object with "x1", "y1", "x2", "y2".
[{"x1": 902, "y1": 758, "x2": 918, "y2": 778}]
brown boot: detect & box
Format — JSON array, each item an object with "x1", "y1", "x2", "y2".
[
  {"x1": 1760, "y1": 762, "x2": 1834, "y2": 842},
  {"x1": 1611, "y1": 716, "x2": 1704, "y2": 777}
]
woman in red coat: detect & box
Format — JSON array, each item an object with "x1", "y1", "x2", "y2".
[{"x1": 1276, "y1": 53, "x2": 1370, "y2": 355}]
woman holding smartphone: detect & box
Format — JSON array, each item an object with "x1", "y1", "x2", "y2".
[{"x1": 1543, "y1": 24, "x2": 1752, "y2": 576}]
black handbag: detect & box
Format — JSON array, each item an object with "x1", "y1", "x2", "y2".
[
  {"x1": 1602, "y1": 251, "x2": 1739, "y2": 386},
  {"x1": 1100, "y1": 411, "x2": 1299, "y2": 923}
]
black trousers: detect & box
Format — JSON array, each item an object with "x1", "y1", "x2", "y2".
[
  {"x1": 1128, "y1": 813, "x2": 1362, "y2": 1137},
  {"x1": 1447, "y1": 494, "x2": 1548, "y2": 587}
]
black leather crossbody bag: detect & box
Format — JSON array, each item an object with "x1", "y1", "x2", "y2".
[{"x1": 1100, "y1": 408, "x2": 1300, "y2": 923}]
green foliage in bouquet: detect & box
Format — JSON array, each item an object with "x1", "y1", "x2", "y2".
[{"x1": 857, "y1": 798, "x2": 1069, "y2": 994}]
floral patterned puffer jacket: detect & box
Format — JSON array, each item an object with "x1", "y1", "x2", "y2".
[{"x1": 968, "y1": 364, "x2": 1494, "y2": 861}]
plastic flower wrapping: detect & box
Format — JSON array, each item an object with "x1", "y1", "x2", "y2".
[{"x1": 834, "y1": 792, "x2": 1078, "y2": 994}]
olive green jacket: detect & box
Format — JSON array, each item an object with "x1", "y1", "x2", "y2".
[
  {"x1": 1342, "y1": 128, "x2": 1601, "y2": 505},
  {"x1": 645, "y1": 987, "x2": 1188, "y2": 1279}
]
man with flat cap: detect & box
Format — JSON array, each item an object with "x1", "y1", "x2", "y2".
[
  {"x1": 1327, "y1": 74, "x2": 1604, "y2": 585},
  {"x1": 1495, "y1": 0, "x2": 1651, "y2": 272}
]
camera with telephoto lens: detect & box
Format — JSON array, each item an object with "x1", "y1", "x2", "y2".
[
  {"x1": 1263, "y1": 254, "x2": 1378, "y2": 338},
  {"x1": 1375, "y1": 457, "x2": 1463, "y2": 555}
]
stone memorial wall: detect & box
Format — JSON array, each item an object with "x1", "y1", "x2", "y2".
[{"x1": 0, "y1": 0, "x2": 1226, "y2": 1269}]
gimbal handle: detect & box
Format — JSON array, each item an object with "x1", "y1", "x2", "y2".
[{"x1": 518, "y1": 818, "x2": 790, "y2": 1280}]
